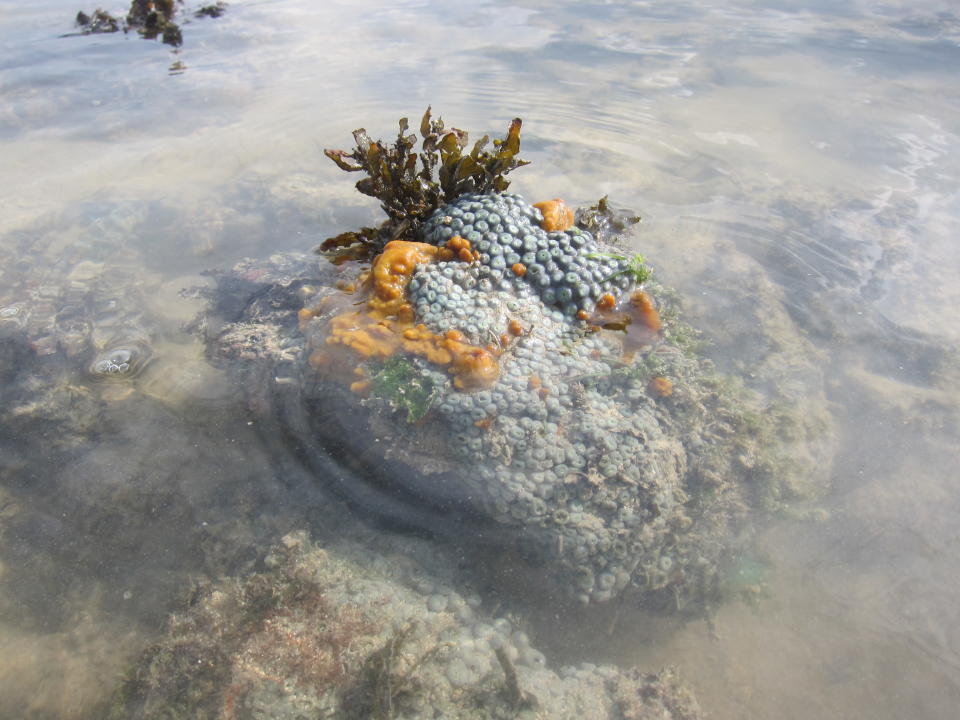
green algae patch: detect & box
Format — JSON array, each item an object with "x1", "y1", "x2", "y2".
[
  {"x1": 369, "y1": 356, "x2": 440, "y2": 424},
  {"x1": 588, "y1": 251, "x2": 654, "y2": 285}
]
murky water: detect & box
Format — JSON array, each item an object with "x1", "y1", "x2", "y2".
[{"x1": 1, "y1": 0, "x2": 959, "y2": 718}]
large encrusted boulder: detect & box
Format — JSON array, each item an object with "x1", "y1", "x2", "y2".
[{"x1": 198, "y1": 192, "x2": 787, "y2": 613}]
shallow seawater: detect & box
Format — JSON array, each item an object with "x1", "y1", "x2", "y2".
[{"x1": 1, "y1": 0, "x2": 959, "y2": 718}]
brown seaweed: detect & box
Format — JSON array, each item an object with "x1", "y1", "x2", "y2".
[
  {"x1": 320, "y1": 108, "x2": 530, "y2": 255},
  {"x1": 575, "y1": 195, "x2": 642, "y2": 245},
  {"x1": 75, "y1": 9, "x2": 120, "y2": 33},
  {"x1": 71, "y1": 1, "x2": 226, "y2": 48}
]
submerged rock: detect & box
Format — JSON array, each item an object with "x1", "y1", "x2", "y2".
[
  {"x1": 198, "y1": 190, "x2": 811, "y2": 613},
  {"x1": 0, "y1": 206, "x2": 238, "y2": 449},
  {"x1": 110, "y1": 530, "x2": 703, "y2": 720},
  {"x1": 0, "y1": 222, "x2": 154, "y2": 446}
]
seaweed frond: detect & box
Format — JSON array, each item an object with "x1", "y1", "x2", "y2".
[
  {"x1": 321, "y1": 108, "x2": 530, "y2": 255},
  {"x1": 344, "y1": 622, "x2": 450, "y2": 720}
]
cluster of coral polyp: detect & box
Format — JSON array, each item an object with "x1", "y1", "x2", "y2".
[
  {"x1": 305, "y1": 194, "x2": 659, "y2": 392},
  {"x1": 298, "y1": 192, "x2": 732, "y2": 608}
]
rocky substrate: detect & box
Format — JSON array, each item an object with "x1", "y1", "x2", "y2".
[{"x1": 110, "y1": 530, "x2": 702, "y2": 720}]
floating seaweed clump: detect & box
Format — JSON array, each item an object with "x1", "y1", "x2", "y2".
[
  {"x1": 74, "y1": 9, "x2": 120, "y2": 33},
  {"x1": 71, "y1": 1, "x2": 227, "y2": 47}
]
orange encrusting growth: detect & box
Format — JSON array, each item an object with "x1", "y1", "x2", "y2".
[
  {"x1": 368, "y1": 240, "x2": 449, "y2": 318},
  {"x1": 597, "y1": 292, "x2": 617, "y2": 311},
  {"x1": 648, "y1": 376, "x2": 673, "y2": 397},
  {"x1": 446, "y1": 235, "x2": 480, "y2": 263},
  {"x1": 298, "y1": 308, "x2": 315, "y2": 332},
  {"x1": 447, "y1": 235, "x2": 470, "y2": 251},
  {"x1": 629, "y1": 290, "x2": 662, "y2": 333},
  {"x1": 582, "y1": 289, "x2": 663, "y2": 362},
  {"x1": 306, "y1": 240, "x2": 500, "y2": 392},
  {"x1": 533, "y1": 198, "x2": 576, "y2": 232},
  {"x1": 450, "y1": 345, "x2": 500, "y2": 390},
  {"x1": 586, "y1": 291, "x2": 661, "y2": 330},
  {"x1": 586, "y1": 290, "x2": 661, "y2": 334}
]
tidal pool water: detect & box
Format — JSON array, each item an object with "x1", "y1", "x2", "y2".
[{"x1": 1, "y1": 1, "x2": 959, "y2": 718}]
